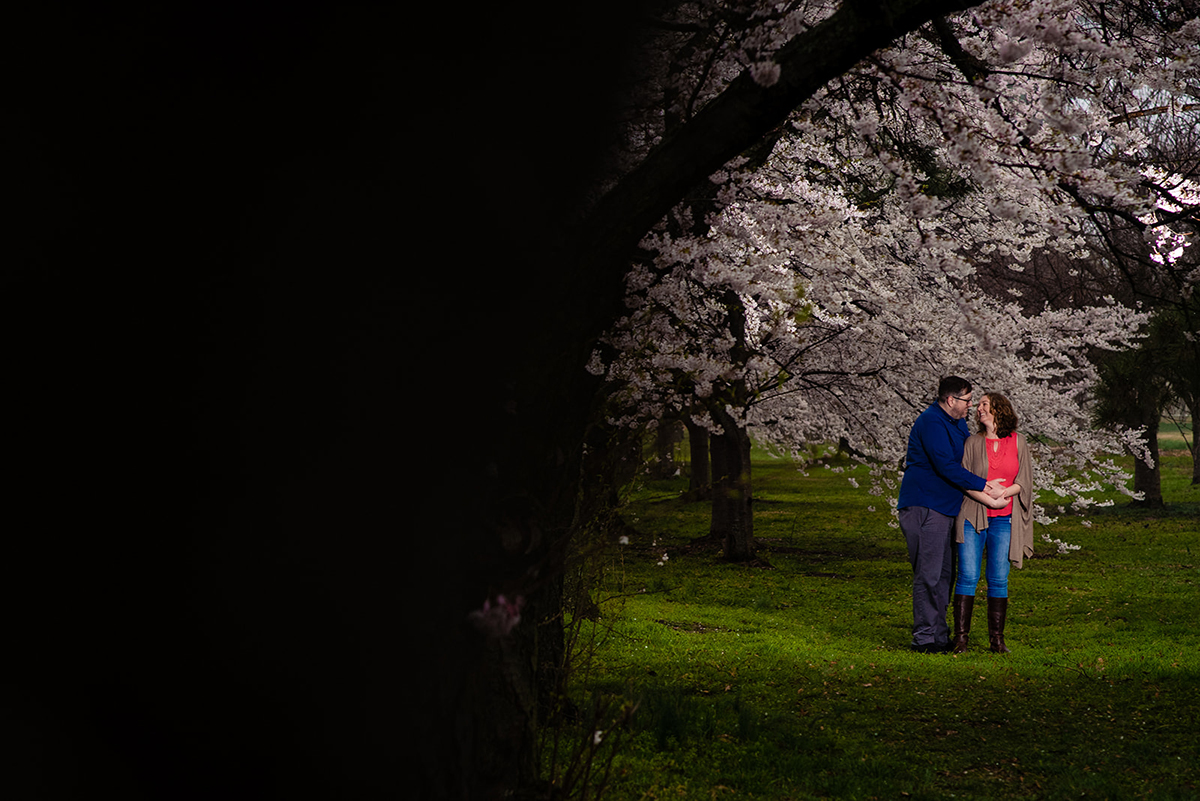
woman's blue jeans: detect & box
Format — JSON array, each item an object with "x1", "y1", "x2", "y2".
[{"x1": 956, "y1": 515, "x2": 1011, "y2": 598}]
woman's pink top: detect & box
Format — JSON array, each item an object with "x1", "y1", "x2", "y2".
[{"x1": 985, "y1": 433, "x2": 1020, "y2": 517}]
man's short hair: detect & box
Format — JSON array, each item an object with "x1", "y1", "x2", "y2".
[{"x1": 937, "y1": 376, "x2": 973, "y2": 402}]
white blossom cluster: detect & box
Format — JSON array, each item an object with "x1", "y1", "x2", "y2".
[{"x1": 590, "y1": 0, "x2": 1199, "y2": 531}]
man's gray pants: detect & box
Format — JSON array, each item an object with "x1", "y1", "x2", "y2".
[{"x1": 898, "y1": 506, "x2": 955, "y2": 650}]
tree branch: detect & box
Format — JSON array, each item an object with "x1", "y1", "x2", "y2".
[
  {"x1": 1109, "y1": 103, "x2": 1200, "y2": 125},
  {"x1": 578, "y1": 0, "x2": 984, "y2": 270},
  {"x1": 929, "y1": 16, "x2": 990, "y2": 83}
]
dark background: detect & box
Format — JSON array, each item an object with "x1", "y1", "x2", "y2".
[{"x1": 9, "y1": 1, "x2": 640, "y2": 797}]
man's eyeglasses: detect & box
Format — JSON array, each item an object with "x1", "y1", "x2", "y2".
[{"x1": 951, "y1": 394, "x2": 973, "y2": 406}]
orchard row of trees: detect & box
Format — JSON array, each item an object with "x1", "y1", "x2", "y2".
[{"x1": 420, "y1": 1, "x2": 1200, "y2": 797}]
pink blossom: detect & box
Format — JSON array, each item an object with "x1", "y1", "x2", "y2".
[{"x1": 468, "y1": 594, "x2": 525, "y2": 638}]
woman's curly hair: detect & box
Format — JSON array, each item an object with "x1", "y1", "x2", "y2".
[{"x1": 983, "y1": 392, "x2": 1019, "y2": 439}]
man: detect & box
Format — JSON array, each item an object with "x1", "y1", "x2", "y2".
[{"x1": 897, "y1": 376, "x2": 1004, "y2": 653}]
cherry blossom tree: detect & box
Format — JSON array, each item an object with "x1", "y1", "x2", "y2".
[
  {"x1": 975, "y1": 113, "x2": 1200, "y2": 490},
  {"x1": 591, "y1": 142, "x2": 1152, "y2": 552},
  {"x1": 589, "y1": 0, "x2": 1198, "y2": 560},
  {"x1": 1087, "y1": 158, "x2": 1200, "y2": 489}
]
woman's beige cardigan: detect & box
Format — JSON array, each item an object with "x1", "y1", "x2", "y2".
[{"x1": 955, "y1": 432, "x2": 1034, "y2": 569}]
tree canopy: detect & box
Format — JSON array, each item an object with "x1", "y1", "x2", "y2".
[{"x1": 588, "y1": 0, "x2": 1199, "y2": 550}]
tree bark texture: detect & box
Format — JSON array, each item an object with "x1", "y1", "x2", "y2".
[
  {"x1": 650, "y1": 420, "x2": 685, "y2": 479},
  {"x1": 686, "y1": 417, "x2": 712, "y2": 494},
  {"x1": 1132, "y1": 411, "x2": 1165, "y2": 508},
  {"x1": 1193, "y1": 442, "x2": 1199, "y2": 487},
  {"x1": 1190, "y1": 402, "x2": 1200, "y2": 487},
  {"x1": 711, "y1": 407, "x2": 756, "y2": 561},
  {"x1": 710, "y1": 428, "x2": 731, "y2": 537}
]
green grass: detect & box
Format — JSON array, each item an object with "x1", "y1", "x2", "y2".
[
  {"x1": 550, "y1": 446, "x2": 1199, "y2": 800},
  {"x1": 1158, "y1": 417, "x2": 1192, "y2": 453}
]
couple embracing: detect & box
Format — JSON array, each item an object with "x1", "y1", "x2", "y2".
[{"x1": 897, "y1": 376, "x2": 1034, "y2": 654}]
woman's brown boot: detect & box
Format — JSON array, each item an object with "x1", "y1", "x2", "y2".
[
  {"x1": 952, "y1": 594, "x2": 974, "y2": 654},
  {"x1": 988, "y1": 597, "x2": 1011, "y2": 653}
]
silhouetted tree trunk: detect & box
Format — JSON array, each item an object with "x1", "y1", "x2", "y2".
[
  {"x1": 1192, "y1": 434, "x2": 1199, "y2": 486},
  {"x1": 710, "y1": 406, "x2": 755, "y2": 561},
  {"x1": 649, "y1": 419, "x2": 684, "y2": 478},
  {"x1": 710, "y1": 428, "x2": 730, "y2": 537},
  {"x1": 685, "y1": 417, "x2": 711, "y2": 494},
  {"x1": 1093, "y1": 348, "x2": 1169, "y2": 508},
  {"x1": 1132, "y1": 406, "x2": 1165, "y2": 508},
  {"x1": 1188, "y1": 404, "x2": 1200, "y2": 487}
]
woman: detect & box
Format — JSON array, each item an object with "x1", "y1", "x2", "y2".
[{"x1": 952, "y1": 392, "x2": 1034, "y2": 654}]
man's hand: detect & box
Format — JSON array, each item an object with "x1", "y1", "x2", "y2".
[{"x1": 984, "y1": 479, "x2": 1007, "y2": 499}]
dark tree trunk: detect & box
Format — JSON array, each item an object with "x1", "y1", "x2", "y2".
[
  {"x1": 566, "y1": 421, "x2": 643, "y2": 624},
  {"x1": 1093, "y1": 344, "x2": 1170, "y2": 510},
  {"x1": 1193, "y1": 431, "x2": 1200, "y2": 487},
  {"x1": 1186, "y1": 402, "x2": 1200, "y2": 487},
  {"x1": 1187, "y1": 377, "x2": 1200, "y2": 488},
  {"x1": 710, "y1": 407, "x2": 755, "y2": 561},
  {"x1": 1131, "y1": 411, "x2": 1165, "y2": 508},
  {"x1": 710, "y1": 429, "x2": 731, "y2": 537},
  {"x1": 685, "y1": 417, "x2": 711, "y2": 495},
  {"x1": 649, "y1": 419, "x2": 684, "y2": 479}
]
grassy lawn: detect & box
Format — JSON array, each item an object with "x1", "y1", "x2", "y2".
[
  {"x1": 548, "y1": 443, "x2": 1199, "y2": 800},
  {"x1": 1158, "y1": 417, "x2": 1192, "y2": 453}
]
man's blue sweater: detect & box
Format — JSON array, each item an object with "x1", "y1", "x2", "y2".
[{"x1": 897, "y1": 403, "x2": 987, "y2": 516}]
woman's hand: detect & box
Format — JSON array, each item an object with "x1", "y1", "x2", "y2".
[
  {"x1": 982, "y1": 494, "x2": 1009, "y2": 510},
  {"x1": 967, "y1": 488, "x2": 1009, "y2": 509}
]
